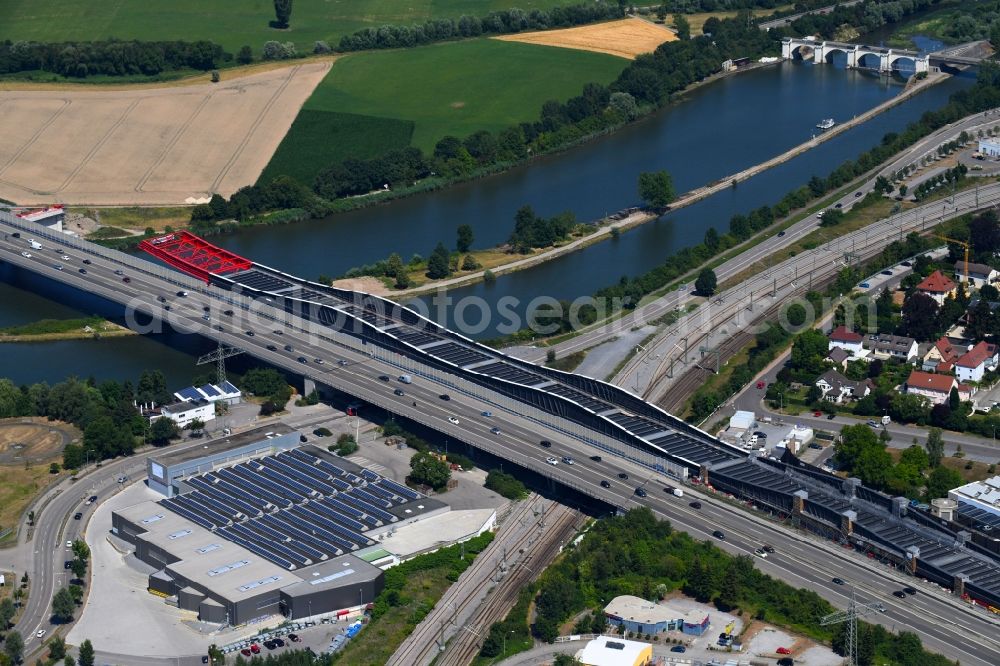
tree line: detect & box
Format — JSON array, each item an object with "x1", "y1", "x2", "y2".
[
  {"x1": 776, "y1": 0, "x2": 939, "y2": 41},
  {"x1": 335, "y1": 3, "x2": 627, "y2": 52},
  {"x1": 0, "y1": 39, "x2": 227, "y2": 78}
]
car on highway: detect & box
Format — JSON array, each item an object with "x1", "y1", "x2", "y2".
[
  {"x1": 448, "y1": 416, "x2": 460, "y2": 425},
  {"x1": 64, "y1": 561, "x2": 72, "y2": 569},
  {"x1": 273, "y1": 329, "x2": 283, "y2": 335},
  {"x1": 36, "y1": 629, "x2": 46, "y2": 638},
  {"x1": 394, "y1": 388, "x2": 405, "y2": 396},
  {"x1": 755, "y1": 548, "x2": 767, "y2": 558},
  {"x1": 9, "y1": 232, "x2": 18, "y2": 238},
  {"x1": 176, "y1": 290, "x2": 188, "y2": 297},
  {"x1": 756, "y1": 381, "x2": 766, "y2": 389},
  {"x1": 892, "y1": 590, "x2": 907, "y2": 598},
  {"x1": 66, "y1": 540, "x2": 73, "y2": 548},
  {"x1": 540, "y1": 440, "x2": 552, "y2": 448},
  {"x1": 223, "y1": 309, "x2": 233, "y2": 316},
  {"x1": 378, "y1": 375, "x2": 390, "y2": 382},
  {"x1": 60, "y1": 254, "x2": 70, "y2": 260},
  {"x1": 213, "y1": 324, "x2": 223, "y2": 331},
  {"x1": 78, "y1": 268, "x2": 87, "y2": 274},
  {"x1": 284, "y1": 344, "x2": 293, "y2": 351},
  {"x1": 670, "y1": 645, "x2": 686, "y2": 653},
  {"x1": 157, "y1": 295, "x2": 166, "y2": 302},
  {"x1": 481, "y1": 411, "x2": 493, "y2": 417},
  {"x1": 73, "y1": 512, "x2": 82, "y2": 520},
  {"x1": 826, "y1": 413, "x2": 835, "y2": 420},
  {"x1": 835, "y1": 202, "x2": 843, "y2": 208},
  {"x1": 855, "y1": 191, "x2": 863, "y2": 197},
  {"x1": 439, "y1": 394, "x2": 451, "y2": 401},
  {"x1": 866, "y1": 420, "x2": 880, "y2": 428},
  {"x1": 115, "y1": 269, "x2": 125, "y2": 276},
  {"x1": 546, "y1": 457, "x2": 559, "y2": 466},
  {"x1": 832, "y1": 577, "x2": 845, "y2": 585},
  {"x1": 600, "y1": 480, "x2": 611, "y2": 488},
  {"x1": 490, "y1": 427, "x2": 501, "y2": 435},
  {"x1": 590, "y1": 455, "x2": 601, "y2": 462},
  {"x1": 777, "y1": 231, "x2": 786, "y2": 237},
  {"x1": 82, "y1": 259, "x2": 91, "y2": 265},
  {"x1": 634, "y1": 487, "x2": 647, "y2": 498},
  {"x1": 338, "y1": 359, "x2": 349, "y2": 366},
  {"x1": 689, "y1": 501, "x2": 702, "y2": 509},
  {"x1": 267, "y1": 344, "x2": 277, "y2": 351},
  {"x1": 53, "y1": 263, "x2": 63, "y2": 270},
  {"x1": 881, "y1": 270, "x2": 893, "y2": 276},
  {"x1": 245, "y1": 330, "x2": 254, "y2": 336},
  {"x1": 122, "y1": 276, "x2": 131, "y2": 283},
  {"x1": 618, "y1": 472, "x2": 628, "y2": 480},
  {"x1": 903, "y1": 586, "x2": 917, "y2": 595},
  {"x1": 561, "y1": 456, "x2": 575, "y2": 465},
  {"x1": 202, "y1": 313, "x2": 210, "y2": 321},
  {"x1": 763, "y1": 544, "x2": 776, "y2": 553},
  {"x1": 900, "y1": 260, "x2": 912, "y2": 267},
  {"x1": 858, "y1": 282, "x2": 870, "y2": 288},
  {"x1": 21, "y1": 251, "x2": 32, "y2": 258},
  {"x1": 297, "y1": 357, "x2": 307, "y2": 363},
  {"x1": 712, "y1": 530, "x2": 725, "y2": 540}
]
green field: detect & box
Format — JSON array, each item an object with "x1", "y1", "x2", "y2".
[
  {"x1": 259, "y1": 111, "x2": 414, "y2": 186},
  {"x1": 0, "y1": 0, "x2": 582, "y2": 54},
  {"x1": 261, "y1": 38, "x2": 626, "y2": 184}
]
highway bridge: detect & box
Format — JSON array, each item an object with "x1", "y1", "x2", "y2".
[{"x1": 3, "y1": 210, "x2": 1000, "y2": 660}]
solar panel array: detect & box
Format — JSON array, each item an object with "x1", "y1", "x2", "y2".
[{"x1": 160, "y1": 448, "x2": 426, "y2": 570}]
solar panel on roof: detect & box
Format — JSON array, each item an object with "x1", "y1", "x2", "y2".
[
  {"x1": 176, "y1": 387, "x2": 203, "y2": 401},
  {"x1": 200, "y1": 384, "x2": 220, "y2": 397},
  {"x1": 220, "y1": 380, "x2": 240, "y2": 394}
]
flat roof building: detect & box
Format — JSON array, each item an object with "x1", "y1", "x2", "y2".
[
  {"x1": 604, "y1": 595, "x2": 676, "y2": 635},
  {"x1": 577, "y1": 636, "x2": 652, "y2": 666},
  {"x1": 950, "y1": 475, "x2": 1000, "y2": 520}
]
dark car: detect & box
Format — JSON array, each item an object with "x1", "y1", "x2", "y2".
[
  {"x1": 892, "y1": 590, "x2": 907, "y2": 598},
  {"x1": 245, "y1": 330, "x2": 254, "y2": 336},
  {"x1": 832, "y1": 577, "x2": 845, "y2": 585},
  {"x1": 299, "y1": 435, "x2": 308, "y2": 443},
  {"x1": 763, "y1": 544, "x2": 776, "y2": 553},
  {"x1": 689, "y1": 501, "x2": 702, "y2": 509},
  {"x1": 224, "y1": 309, "x2": 234, "y2": 316},
  {"x1": 600, "y1": 480, "x2": 611, "y2": 488},
  {"x1": 618, "y1": 472, "x2": 629, "y2": 480},
  {"x1": 880, "y1": 270, "x2": 893, "y2": 276},
  {"x1": 313, "y1": 428, "x2": 328, "y2": 437},
  {"x1": 663, "y1": 486, "x2": 675, "y2": 494},
  {"x1": 439, "y1": 393, "x2": 451, "y2": 401},
  {"x1": 903, "y1": 587, "x2": 917, "y2": 595},
  {"x1": 901, "y1": 261, "x2": 912, "y2": 267},
  {"x1": 202, "y1": 305, "x2": 211, "y2": 312},
  {"x1": 297, "y1": 356, "x2": 307, "y2": 363},
  {"x1": 378, "y1": 375, "x2": 390, "y2": 382},
  {"x1": 273, "y1": 638, "x2": 285, "y2": 647},
  {"x1": 284, "y1": 344, "x2": 293, "y2": 352},
  {"x1": 78, "y1": 268, "x2": 87, "y2": 274},
  {"x1": 214, "y1": 325, "x2": 224, "y2": 331},
  {"x1": 854, "y1": 191, "x2": 863, "y2": 197},
  {"x1": 777, "y1": 659, "x2": 794, "y2": 666},
  {"x1": 122, "y1": 276, "x2": 131, "y2": 283},
  {"x1": 64, "y1": 560, "x2": 73, "y2": 570},
  {"x1": 82, "y1": 259, "x2": 91, "y2": 265},
  {"x1": 634, "y1": 487, "x2": 647, "y2": 498},
  {"x1": 777, "y1": 231, "x2": 786, "y2": 237},
  {"x1": 73, "y1": 512, "x2": 82, "y2": 520},
  {"x1": 713, "y1": 530, "x2": 725, "y2": 540},
  {"x1": 89, "y1": 495, "x2": 97, "y2": 503},
  {"x1": 274, "y1": 329, "x2": 283, "y2": 335},
  {"x1": 11, "y1": 232, "x2": 19, "y2": 238},
  {"x1": 394, "y1": 388, "x2": 405, "y2": 396},
  {"x1": 835, "y1": 202, "x2": 843, "y2": 208},
  {"x1": 826, "y1": 413, "x2": 836, "y2": 420},
  {"x1": 164, "y1": 304, "x2": 171, "y2": 311},
  {"x1": 590, "y1": 455, "x2": 601, "y2": 462},
  {"x1": 288, "y1": 634, "x2": 300, "y2": 642},
  {"x1": 267, "y1": 344, "x2": 277, "y2": 351},
  {"x1": 202, "y1": 657, "x2": 209, "y2": 664},
  {"x1": 157, "y1": 296, "x2": 167, "y2": 302},
  {"x1": 176, "y1": 290, "x2": 188, "y2": 297},
  {"x1": 540, "y1": 440, "x2": 552, "y2": 448},
  {"x1": 670, "y1": 645, "x2": 686, "y2": 653}
]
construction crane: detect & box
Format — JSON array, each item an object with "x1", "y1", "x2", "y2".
[
  {"x1": 197, "y1": 341, "x2": 244, "y2": 385},
  {"x1": 820, "y1": 586, "x2": 886, "y2": 666},
  {"x1": 935, "y1": 234, "x2": 970, "y2": 284}
]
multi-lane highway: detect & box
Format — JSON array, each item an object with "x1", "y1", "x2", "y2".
[{"x1": 2, "y1": 217, "x2": 1000, "y2": 664}]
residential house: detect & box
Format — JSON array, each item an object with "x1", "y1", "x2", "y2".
[
  {"x1": 905, "y1": 371, "x2": 975, "y2": 405},
  {"x1": 916, "y1": 270, "x2": 957, "y2": 305},
  {"x1": 825, "y1": 347, "x2": 851, "y2": 370},
  {"x1": 955, "y1": 341, "x2": 999, "y2": 383},
  {"x1": 922, "y1": 336, "x2": 964, "y2": 373},
  {"x1": 828, "y1": 326, "x2": 865, "y2": 357},
  {"x1": 864, "y1": 333, "x2": 918, "y2": 363},
  {"x1": 815, "y1": 369, "x2": 872, "y2": 404},
  {"x1": 954, "y1": 261, "x2": 997, "y2": 289}
]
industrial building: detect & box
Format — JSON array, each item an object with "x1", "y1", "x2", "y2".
[
  {"x1": 576, "y1": 636, "x2": 652, "y2": 666},
  {"x1": 979, "y1": 138, "x2": 1000, "y2": 158},
  {"x1": 603, "y1": 596, "x2": 676, "y2": 635},
  {"x1": 116, "y1": 427, "x2": 453, "y2": 626},
  {"x1": 174, "y1": 380, "x2": 242, "y2": 406},
  {"x1": 152, "y1": 399, "x2": 215, "y2": 428},
  {"x1": 950, "y1": 475, "x2": 1000, "y2": 520}
]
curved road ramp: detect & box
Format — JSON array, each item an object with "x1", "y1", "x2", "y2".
[{"x1": 0, "y1": 62, "x2": 330, "y2": 206}]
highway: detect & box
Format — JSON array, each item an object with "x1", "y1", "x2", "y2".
[
  {"x1": 2, "y1": 220, "x2": 1000, "y2": 664},
  {"x1": 756, "y1": 0, "x2": 864, "y2": 31}
]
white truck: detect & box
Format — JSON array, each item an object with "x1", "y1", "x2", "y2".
[
  {"x1": 672, "y1": 487, "x2": 684, "y2": 498},
  {"x1": 28, "y1": 239, "x2": 42, "y2": 250},
  {"x1": 398, "y1": 374, "x2": 412, "y2": 384}
]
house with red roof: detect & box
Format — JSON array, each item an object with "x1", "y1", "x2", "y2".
[
  {"x1": 827, "y1": 326, "x2": 866, "y2": 358},
  {"x1": 955, "y1": 341, "x2": 999, "y2": 383},
  {"x1": 922, "y1": 337, "x2": 963, "y2": 374},
  {"x1": 916, "y1": 270, "x2": 957, "y2": 305},
  {"x1": 905, "y1": 371, "x2": 974, "y2": 405}
]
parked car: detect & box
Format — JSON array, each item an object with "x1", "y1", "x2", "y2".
[
  {"x1": 777, "y1": 647, "x2": 791, "y2": 655},
  {"x1": 670, "y1": 645, "x2": 686, "y2": 653},
  {"x1": 756, "y1": 381, "x2": 766, "y2": 389}
]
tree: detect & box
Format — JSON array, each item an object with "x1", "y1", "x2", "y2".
[
  {"x1": 78, "y1": 640, "x2": 95, "y2": 666},
  {"x1": 149, "y1": 418, "x2": 179, "y2": 445},
  {"x1": 237, "y1": 45, "x2": 253, "y2": 64},
  {"x1": 683, "y1": 558, "x2": 714, "y2": 603},
  {"x1": 926, "y1": 465, "x2": 963, "y2": 499},
  {"x1": 0, "y1": 597, "x2": 14, "y2": 629},
  {"x1": 47, "y1": 636, "x2": 66, "y2": 661},
  {"x1": 704, "y1": 227, "x2": 720, "y2": 251},
  {"x1": 925, "y1": 428, "x2": 944, "y2": 467},
  {"x1": 900, "y1": 293, "x2": 939, "y2": 341},
  {"x1": 609, "y1": 91, "x2": 638, "y2": 120},
  {"x1": 638, "y1": 171, "x2": 676, "y2": 209},
  {"x1": 673, "y1": 14, "x2": 691, "y2": 40},
  {"x1": 426, "y1": 242, "x2": 452, "y2": 280},
  {"x1": 273, "y1": 0, "x2": 293, "y2": 28},
  {"x1": 52, "y1": 587, "x2": 76, "y2": 622},
  {"x1": 208, "y1": 644, "x2": 225, "y2": 664},
  {"x1": 65, "y1": 656, "x2": 76, "y2": 666},
  {"x1": 461, "y1": 255, "x2": 480, "y2": 271},
  {"x1": 456, "y1": 224, "x2": 474, "y2": 253},
  {"x1": 408, "y1": 451, "x2": 451, "y2": 490},
  {"x1": 4, "y1": 630, "x2": 23, "y2": 664},
  {"x1": 70, "y1": 558, "x2": 87, "y2": 581},
  {"x1": 694, "y1": 269, "x2": 717, "y2": 297},
  {"x1": 186, "y1": 418, "x2": 206, "y2": 431}
]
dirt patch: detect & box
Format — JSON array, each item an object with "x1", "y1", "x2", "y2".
[
  {"x1": 329, "y1": 275, "x2": 391, "y2": 296},
  {"x1": 0, "y1": 61, "x2": 331, "y2": 206},
  {"x1": 450, "y1": 101, "x2": 466, "y2": 108},
  {"x1": 0, "y1": 418, "x2": 78, "y2": 465},
  {"x1": 494, "y1": 17, "x2": 677, "y2": 60}
]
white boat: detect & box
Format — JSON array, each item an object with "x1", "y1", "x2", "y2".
[{"x1": 816, "y1": 118, "x2": 835, "y2": 130}]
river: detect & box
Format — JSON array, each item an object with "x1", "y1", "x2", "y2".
[{"x1": 0, "y1": 49, "x2": 975, "y2": 379}]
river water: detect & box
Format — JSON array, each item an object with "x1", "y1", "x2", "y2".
[{"x1": 0, "y1": 53, "x2": 974, "y2": 379}]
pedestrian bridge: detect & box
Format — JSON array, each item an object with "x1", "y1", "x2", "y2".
[{"x1": 782, "y1": 37, "x2": 929, "y2": 74}]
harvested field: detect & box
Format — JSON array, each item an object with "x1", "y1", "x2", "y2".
[
  {"x1": 0, "y1": 417, "x2": 77, "y2": 536},
  {"x1": 493, "y1": 17, "x2": 676, "y2": 59},
  {"x1": 0, "y1": 61, "x2": 330, "y2": 206}
]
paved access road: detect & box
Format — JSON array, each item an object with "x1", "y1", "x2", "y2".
[{"x1": 2, "y1": 224, "x2": 999, "y2": 665}]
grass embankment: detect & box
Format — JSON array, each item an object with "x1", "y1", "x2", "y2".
[
  {"x1": 0, "y1": 463, "x2": 63, "y2": 542},
  {"x1": 79, "y1": 206, "x2": 194, "y2": 232},
  {"x1": 0, "y1": 317, "x2": 136, "y2": 343},
  {"x1": 262, "y1": 38, "x2": 627, "y2": 185},
  {"x1": 333, "y1": 532, "x2": 494, "y2": 665},
  {"x1": 880, "y1": 0, "x2": 968, "y2": 49},
  {"x1": 0, "y1": 0, "x2": 581, "y2": 54}
]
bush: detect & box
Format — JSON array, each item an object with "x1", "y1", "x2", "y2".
[
  {"x1": 485, "y1": 469, "x2": 529, "y2": 500},
  {"x1": 262, "y1": 40, "x2": 297, "y2": 60}
]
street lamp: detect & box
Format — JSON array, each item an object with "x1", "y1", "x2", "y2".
[{"x1": 502, "y1": 629, "x2": 515, "y2": 656}]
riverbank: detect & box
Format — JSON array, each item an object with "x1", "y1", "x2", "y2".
[
  {"x1": 0, "y1": 318, "x2": 136, "y2": 343},
  {"x1": 351, "y1": 69, "x2": 946, "y2": 299}
]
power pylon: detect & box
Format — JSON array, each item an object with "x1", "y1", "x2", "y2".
[
  {"x1": 820, "y1": 586, "x2": 885, "y2": 666},
  {"x1": 197, "y1": 341, "x2": 244, "y2": 385}
]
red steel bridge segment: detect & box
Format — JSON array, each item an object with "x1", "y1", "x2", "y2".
[{"x1": 138, "y1": 231, "x2": 252, "y2": 282}]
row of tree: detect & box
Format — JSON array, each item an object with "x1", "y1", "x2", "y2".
[
  {"x1": 336, "y1": 3, "x2": 626, "y2": 52},
  {"x1": 776, "y1": 0, "x2": 939, "y2": 41},
  {"x1": 0, "y1": 39, "x2": 227, "y2": 78}
]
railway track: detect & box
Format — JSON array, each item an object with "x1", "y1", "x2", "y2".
[
  {"x1": 388, "y1": 497, "x2": 553, "y2": 666},
  {"x1": 435, "y1": 505, "x2": 581, "y2": 666}
]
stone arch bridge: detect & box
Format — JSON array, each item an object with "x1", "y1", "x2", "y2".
[{"x1": 782, "y1": 37, "x2": 929, "y2": 74}]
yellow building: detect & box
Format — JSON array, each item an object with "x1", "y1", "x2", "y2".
[{"x1": 577, "y1": 636, "x2": 652, "y2": 666}]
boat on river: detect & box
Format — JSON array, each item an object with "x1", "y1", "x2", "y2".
[{"x1": 816, "y1": 118, "x2": 835, "y2": 130}]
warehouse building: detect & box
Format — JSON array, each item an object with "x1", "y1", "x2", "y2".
[
  {"x1": 576, "y1": 636, "x2": 652, "y2": 666},
  {"x1": 604, "y1": 595, "x2": 677, "y2": 635},
  {"x1": 116, "y1": 433, "x2": 450, "y2": 626}
]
